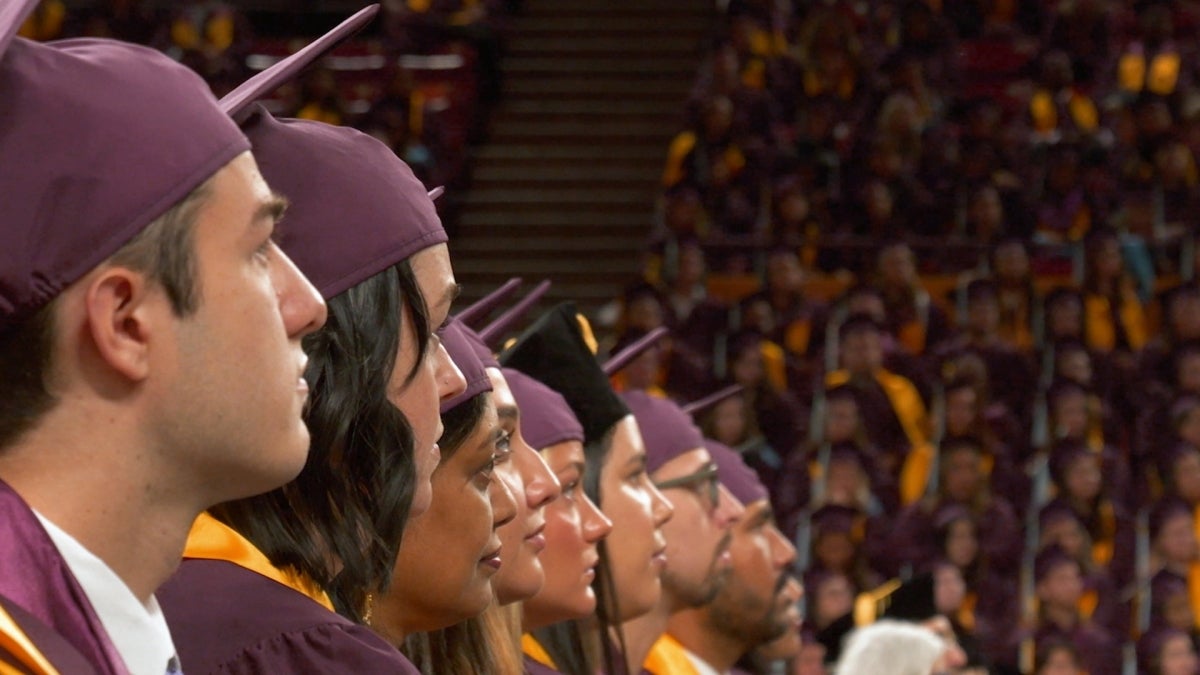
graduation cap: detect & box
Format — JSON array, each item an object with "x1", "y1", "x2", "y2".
[
  {"x1": 838, "y1": 312, "x2": 884, "y2": 341},
  {"x1": 1033, "y1": 544, "x2": 1078, "y2": 583},
  {"x1": 680, "y1": 385, "x2": 744, "y2": 417},
  {"x1": 216, "y1": 6, "x2": 450, "y2": 301},
  {"x1": 1137, "y1": 626, "x2": 1191, "y2": 674},
  {"x1": 620, "y1": 390, "x2": 705, "y2": 475},
  {"x1": 706, "y1": 439, "x2": 768, "y2": 505},
  {"x1": 604, "y1": 327, "x2": 670, "y2": 376},
  {"x1": 1046, "y1": 438, "x2": 1094, "y2": 489},
  {"x1": 438, "y1": 318, "x2": 492, "y2": 414},
  {"x1": 502, "y1": 367, "x2": 584, "y2": 451},
  {"x1": 964, "y1": 278, "x2": 999, "y2": 304},
  {"x1": 1038, "y1": 499, "x2": 1084, "y2": 532},
  {"x1": 1149, "y1": 570, "x2": 1189, "y2": 616},
  {"x1": 1, "y1": 0, "x2": 249, "y2": 329},
  {"x1": 810, "y1": 504, "x2": 866, "y2": 543},
  {"x1": 476, "y1": 280, "x2": 552, "y2": 348},
  {"x1": 499, "y1": 303, "x2": 630, "y2": 446},
  {"x1": 1149, "y1": 497, "x2": 1194, "y2": 543},
  {"x1": 879, "y1": 574, "x2": 937, "y2": 622},
  {"x1": 455, "y1": 278, "x2": 523, "y2": 327}
]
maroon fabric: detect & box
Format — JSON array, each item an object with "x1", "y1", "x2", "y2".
[
  {"x1": 503, "y1": 368, "x2": 584, "y2": 451},
  {"x1": 620, "y1": 390, "x2": 705, "y2": 475},
  {"x1": 706, "y1": 439, "x2": 768, "y2": 505},
  {"x1": 160, "y1": 559, "x2": 420, "y2": 674},
  {"x1": 0, "y1": 596, "x2": 97, "y2": 674},
  {"x1": 439, "y1": 318, "x2": 492, "y2": 414},
  {"x1": 240, "y1": 108, "x2": 445, "y2": 300},
  {"x1": 219, "y1": 5, "x2": 378, "y2": 120},
  {"x1": 0, "y1": 481, "x2": 125, "y2": 674},
  {"x1": 524, "y1": 655, "x2": 562, "y2": 675},
  {"x1": 0, "y1": 37, "x2": 249, "y2": 329},
  {"x1": 0, "y1": 0, "x2": 36, "y2": 55},
  {"x1": 459, "y1": 322, "x2": 500, "y2": 369}
]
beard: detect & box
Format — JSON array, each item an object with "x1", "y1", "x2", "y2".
[
  {"x1": 705, "y1": 570, "x2": 791, "y2": 647},
  {"x1": 665, "y1": 531, "x2": 734, "y2": 608}
]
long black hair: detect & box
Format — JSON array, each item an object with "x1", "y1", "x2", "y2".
[{"x1": 210, "y1": 258, "x2": 430, "y2": 619}]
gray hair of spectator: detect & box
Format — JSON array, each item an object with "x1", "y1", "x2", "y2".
[{"x1": 835, "y1": 620, "x2": 944, "y2": 675}]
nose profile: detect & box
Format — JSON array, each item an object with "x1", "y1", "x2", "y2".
[
  {"x1": 582, "y1": 494, "x2": 614, "y2": 543},
  {"x1": 275, "y1": 245, "x2": 327, "y2": 338},
  {"x1": 436, "y1": 340, "x2": 467, "y2": 400},
  {"x1": 490, "y1": 471, "x2": 518, "y2": 529}
]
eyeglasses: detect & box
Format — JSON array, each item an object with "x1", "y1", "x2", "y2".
[{"x1": 654, "y1": 463, "x2": 720, "y2": 511}]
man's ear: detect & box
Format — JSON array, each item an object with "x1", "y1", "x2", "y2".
[{"x1": 83, "y1": 267, "x2": 161, "y2": 382}]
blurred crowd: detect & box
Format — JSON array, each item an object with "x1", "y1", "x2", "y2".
[
  {"x1": 616, "y1": 1, "x2": 1200, "y2": 674},
  {"x1": 19, "y1": 0, "x2": 514, "y2": 200}
]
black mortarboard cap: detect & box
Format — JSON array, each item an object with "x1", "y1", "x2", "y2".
[{"x1": 500, "y1": 303, "x2": 630, "y2": 445}]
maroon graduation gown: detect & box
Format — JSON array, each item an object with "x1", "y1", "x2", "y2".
[
  {"x1": 0, "y1": 480, "x2": 125, "y2": 674},
  {"x1": 160, "y1": 557, "x2": 420, "y2": 674}
]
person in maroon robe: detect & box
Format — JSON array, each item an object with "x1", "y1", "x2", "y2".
[
  {"x1": 159, "y1": 9, "x2": 469, "y2": 674},
  {"x1": 0, "y1": 2, "x2": 327, "y2": 672},
  {"x1": 1019, "y1": 546, "x2": 1122, "y2": 675}
]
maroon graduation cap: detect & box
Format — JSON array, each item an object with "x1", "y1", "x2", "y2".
[
  {"x1": 706, "y1": 439, "x2": 767, "y2": 505},
  {"x1": 620, "y1": 390, "x2": 705, "y2": 475},
  {"x1": 217, "y1": 5, "x2": 449, "y2": 300},
  {"x1": 503, "y1": 367, "x2": 585, "y2": 451},
  {"x1": 1, "y1": 0, "x2": 249, "y2": 328},
  {"x1": 439, "y1": 318, "x2": 493, "y2": 414}
]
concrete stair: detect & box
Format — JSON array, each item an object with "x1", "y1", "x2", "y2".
[{"x1": 448, "y1": 0, "x2": 713, "y2": 321}]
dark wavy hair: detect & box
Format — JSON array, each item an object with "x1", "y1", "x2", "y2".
[{"x1": 210, "y1": 258, "x2": 430, "y2": 620}]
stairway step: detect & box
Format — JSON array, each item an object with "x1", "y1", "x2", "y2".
[
  {"x1": 490, "y1": 119, "x2": 675, "y2": 140},
  {"x1": 474, "y1": 143, "x2": 666, "y2": 162},
  {"x1": 457, "y1": 210, "x2": 647, "y2": 228},
  {"x1": 474, "y1": 164, "x2": 658, "y2": 184},
  {"x1": 496, "y1": 98, "x2": 682, "y2": 117},
  {"x1": 518, "y1": 16, "x2": 711, "y2": 36},
  {"x1": 465, "y1": 187, "x2": 655, "y2": 204},
  {"x1": 511, "y1": 35, "x2": 701, "y2": 57},
  {"x1": 457, "y1": 258, "x2": 642, "y2": 279},
  {"x1": 453, "y1": 234, "x2": 640, "y2": 253},
  {"x1": 503, "y1": 56, "x2": 699, "y2": 76},
  {"x1": 504, "y1": 78, "x2": 690, "y2": 100}
]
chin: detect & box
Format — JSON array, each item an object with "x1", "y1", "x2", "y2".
[{"x1": 497, "y1": 569, "x2": 545, "y2": 605}]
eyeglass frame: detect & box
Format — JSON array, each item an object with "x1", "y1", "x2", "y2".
[{"x1": 653, "y1": 462, "x2": 720, "y2": 511}]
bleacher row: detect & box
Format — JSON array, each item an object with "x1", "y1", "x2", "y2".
[{"x1": 611, "y1": 2, "x2": 1200, "y2": 674}]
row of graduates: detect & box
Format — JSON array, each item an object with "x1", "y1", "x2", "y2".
[{"x1": 0, "y1": 3, "x2": 832, "y2": 675}]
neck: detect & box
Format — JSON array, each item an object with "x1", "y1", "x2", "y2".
[
  {"x1": 668, "y1": 606, "x2": 747, "y2": 673},
  {"x1": 620, "y1": 598, "x2": 673, "y2": 674},
  {"x1": 0, "y1": 406, "x2": 201, "y2": 602}
]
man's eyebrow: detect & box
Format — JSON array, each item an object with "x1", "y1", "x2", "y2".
[
  {"x1": 254, "y1": 193, "x2": 289, "y2": 233},
  {"x1": 497, "y1": 405, "x2": 519, "y2": 422}
]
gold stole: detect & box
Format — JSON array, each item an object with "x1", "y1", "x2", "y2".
[
  {"x1": 826, "y1": 370, "x2": 933, "y2": 504},
  {"x1": 522, "y1": 634, "x2": 558, "y2": 669},
  {"x1": 1085, "y1": 293, "x2": 1148, "y2": 353},
  {"x1": 784, "y1": 319, "x2": 812, "y2": 357},
  {"x1": 0, "y1": 605, "x2": 59, "y2": 675},
  {"x1": 182, "y1": 512, "x2": 334, "y2": 611},
  {"x1": 642, "y1": 634, "x2": 701, "y2": 675}
]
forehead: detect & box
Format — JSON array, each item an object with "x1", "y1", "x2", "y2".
[
  {"x1": 487, "y1": 368, "x2": 516, "y2": 411},
  {"x1": 653, "y1": 446, "x2": 711, "y2": 482},
  {"x1": 409, "y1": 243, "x2": 456, "y2": 324}
]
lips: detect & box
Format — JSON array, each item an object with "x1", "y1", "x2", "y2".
[
  {"x1": 524, "y1": 522, "x2": 546, "y2": 552},
  {"x1": 479, "y1": 545, "x2": 503, "y2": 570},
  {"x1": 651, "y1": 538, "x2": 668, "y2": 568}
]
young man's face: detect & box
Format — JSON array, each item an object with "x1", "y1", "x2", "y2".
[
  {"x1": 158, "y1": 151, "x2": 327, "y2": 501},
  {"x1": 653, "y1": 448, "x2": 741, "y2": 608}
]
